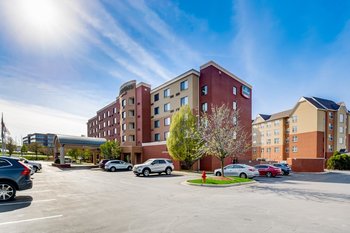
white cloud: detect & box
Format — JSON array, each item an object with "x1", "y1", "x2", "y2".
[{"x1": 0, "y1": 99, "x2": 87, "y2": 144}]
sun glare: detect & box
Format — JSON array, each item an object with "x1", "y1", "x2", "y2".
[{"x1": 1, "y1": 0, "x2": 78, "y2": 50}]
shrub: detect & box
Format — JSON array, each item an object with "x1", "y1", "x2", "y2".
[{"x1": 327, "y1": 153, "x2": 350, "y2": 170}]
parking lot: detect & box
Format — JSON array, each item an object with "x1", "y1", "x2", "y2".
[{"x1": 1, "y1": 162, "x2": 350, "y2": 233}]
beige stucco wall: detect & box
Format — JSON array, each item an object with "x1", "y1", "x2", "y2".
[{"x1": 290, "y1": 101, "x2": 319, "y2": 134}]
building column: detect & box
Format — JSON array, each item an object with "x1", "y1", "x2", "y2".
[
  {"x1": 92, "y1": 152, "x2": 97, "y2": 165},
  {"x1": 60, "y1": 146, "x2": 65, "y2": 164}
]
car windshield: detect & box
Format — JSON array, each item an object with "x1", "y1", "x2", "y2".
[{"x1": 144, "y1": 159, "x2": 154, "y2": 164}]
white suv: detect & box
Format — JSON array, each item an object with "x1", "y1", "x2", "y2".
[{"x1": 133, "y1": 158, "x2": 174, "y2": 177}]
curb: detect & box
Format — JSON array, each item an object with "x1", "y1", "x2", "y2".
[{"x1": 182, "y1": 180, "x2": 256, "y2": 187}]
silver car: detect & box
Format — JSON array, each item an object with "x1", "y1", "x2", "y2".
[
  {"x1": 105, "y1": 160, "x2": 133, "y2": 172},
  {"x1": 133, "y1": 158, "x2": 174, "y2": 177},
  {"x1": 19, "y1": 158, "x2": 42, "y2": 173},
  {"x1": 214, "y1": 164, "x2": 259, "y2": 178}
]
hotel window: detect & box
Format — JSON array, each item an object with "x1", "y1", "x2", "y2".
[
  {"x1": 122, "y1": 112, "x2": 126, "y2": 119},
  {"x1": 292, "y1": 126, "x2": 297, "y2": 133},
  {"x1": 339, "y1": 137, "x2": 344, "y2": 144},
  {"x1": 164, "y1": 132, "x2": 170, "y2": 140},
  {"x1": 103, "y1": 113, "x2": 106, "y2": 119},
  {"x1": 103, "y1": 131, "x2": 106, "y2": 137},
  {"x1": 329, "y1": 123, "x2": 333, "y2": 130},
  {"x1": 180, "y1": 80, "x2": 188, "y2": 91},
  {"x1": 122, "y1": 135, "x2": 126, "y2": 142},
  {"x1": 154, "y1": 107, "x2": 159, "y2": 115},
  {"x1": 233, "y1": 116, "x2": 237, "y2": 126},
  {"x1": 122, "y1": 124, "x2": 126, "y2": 131},
  {"x1": 202, "y1": 103, "x2": 208, "y2": 112},
  {"x1": 253, "y1": 140, "x2": 257, "y2": 145},
  {"x1": 99, "y1": 124, "x2": 101, "y2": 129},
  {"x1": 154, "y1": 133, "x2": 160, "y2": 141},
  {"x1": 274, "y1": 138, "x2": 280, "y2": 144},
  {"x1": 95, "y1": 120, "x2": 97, "y2": 125},
  {"x1": 103, "y1": 122, "x2": 106, "y2": 128},
  {"x1": 201, "y1": 85, "x2": 208, "y2": 95},
  {"x1": 328, "y1": 145, "x2": 333, "y2": 152},
  {"x1": 108, "y1": 111, "x2": 110, "y2": 117},
  {"x1": 274, "y1": 147, "x2": 280, "y2": 153},
  {"x1": 292, "y1": 136, "x2": 298, "y2": 142},
  {"x1": 180, "y1": 96, "x2": 188, "y2": 106},
  {"x1": 98, "y1": 133, "x2": 101, "y2": 137},
  {"x1": 267, "y1": 122, "x2": 272, "y2": 128},
  {"x1": 129, "y1": 97, "x2": 135, "y2": 105},
  {"x1": 121, "y1": 99, "x2": 126, "y2": 107},
  {"x1": 233, "y1": 131, "x2": 237, "y2": 139},
  {"x1": 129, "y1": 135, "x2": 135, "y2": 142},
  {"x1": 164, "y1": 88, "x2": 170, "y2": 98},
  {"x1": 267, "y1": 139, "x2": 271, "y2": 145},
  {"x1": 114, "y1": 128, "x2": 117, "y2": 134},
  {"x1": 285, "y1": 148, "x2": 289, "y2": 153},
  {"x1": 266, "y1": 131, "x2": 271, "y2": 137},
  {"x1": 154, "y1": 120, "x2": 160, "y2": 128},
  {"x1": 340, "y1": 126, "x2": 344, "y2": 133},
  {"x1": 164, "y1": 117, "x2": 171, "y2": 126},
  {"x1": 261, "y1": 148, "x2": 264, "y2": 153},
  {"x1": 108, "y1": 130, "x2": 110, "y2": 136},
  {"x1": 233, "y1": 101, "x2": 237, "y2": 110},
  {"x1": 114, "y1": 107, "x2": 117, "y2": 114},
  {"x1": 340, "y1": 114, "x2": 344, "y2": 123},
  {"x1": 329, "y1": 134, "x2": 333, "y2": 141},
  {"x1": 267, "y1": 148, "x2": 271, "y2": 153},
  {"x1": 129, "y1": 110, "x2": 135, "y2": 117},
  {"x1": 129, "y1": 123, "x2": 135, "y2": 130},
  {"x1": 292, "y1": 115, "x2": 298, "y2": 123},
  {"x1": 233, "y1": 86, "x2": 237, "y2": 95},
  {"x1": 274, "y1": 129, "x2": 279, "y2": 135},
  {"x1": 260, "y1": 124, "x2": 265, "y2": 129},
  {"x1": 108, "y1": 120, "x2": 110, "y2": 126},
  {"x1": 164, "y1": 103, "x2": 171, "y2": 112},
  {"x1": 154, "y1": 93, "x2": 159, "y2": 102},
  {"x1": 329, "y1": 112, "x2": 333, "y2": 119},
  {"x1": 261, "y1": 139, "x2": 265, "y2": 145},
  {"x1": 114, "y1": 118, "x2": 117, "y2": 124},
  {"x1": 292, "y1": 146, "x2": 298, "y2": 153},
  {"x1": 274, "y1": 120, "x2": 280, "y2": 126}
]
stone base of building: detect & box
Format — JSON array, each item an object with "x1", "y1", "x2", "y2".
[{"x1": 287, "y1": 158, "x2": 325, "y2": 172}]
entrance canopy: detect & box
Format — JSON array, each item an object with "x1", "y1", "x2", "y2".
[{"x1": 53, "y1": 135, "x2": 106, "y2": 164}]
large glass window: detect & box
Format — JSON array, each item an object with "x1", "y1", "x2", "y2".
[
  {"x1": 164, "y1": 103, "x2": 171, "y2": 112},
  {"x1": 154, "y1": 93, "x2": 159, "y2": 102},
  {"x1": 154, "y1": 107, "x2": 159, "y2": 115},
  {"x1": 233, "y1": 86, "x2": 237, "y2": 95},
  {"x1": 164, "y1": 117, "x2": 171, "y2": 126},
  {"x1": 154, "y1": 133, "x2": 160, "y2": 141},
  {"x1": 180, "y1": 80, "x2": 188, "y2": 91},
  {"x1": 180, "y1": 96, "x2": 188, "y2": 106},
  {"x1": 154, "y1": 120, "x2": 160, "y2": 128},
  {"x1": 164, "y1": 89, "x2": 170, "y2": 98},
  {"x1": 201, "y1": 85, "x2": 208, "y2": 95}
]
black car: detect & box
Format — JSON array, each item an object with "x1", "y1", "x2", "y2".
[
  {"x1": 0, "y1": 156, "x2": 33, "y2": 201},
  {"x1": 99, "y1": 159, "x2": 110, "y2": 169},
  {"x1": 273, "y1": 163, "x2": 292, "y2": 175}
]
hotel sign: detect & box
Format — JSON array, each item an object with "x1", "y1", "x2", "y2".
[{"x1": 241, "y1": 85, "x2": 251, "y2": 99}]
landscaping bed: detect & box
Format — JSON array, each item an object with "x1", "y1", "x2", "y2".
[{"x1": 187, "y1": 176, "x2": 253, "y2": 185}]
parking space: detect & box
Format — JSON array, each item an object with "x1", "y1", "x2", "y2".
[{"x1": 1, "y1": 163, "x2": 350, "y2": 233}]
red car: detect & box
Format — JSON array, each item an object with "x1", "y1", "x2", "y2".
[{"x1": 254, "y1": 164, "x2": 282, "y2": 177}]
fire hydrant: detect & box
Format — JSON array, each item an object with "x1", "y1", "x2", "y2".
[{"x1": 202, "y1": 171, "x2": 207, "y2": 183}]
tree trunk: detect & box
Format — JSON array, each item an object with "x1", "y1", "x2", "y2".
[{"x1": 221, "y1": 158, "x2": 225, "y2": 177}]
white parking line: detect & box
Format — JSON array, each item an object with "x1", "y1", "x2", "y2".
[
  {"x1": 0, "y1": 215, "x2": 63, "y2": 226},
  {"x1": 0, "y1": 198, "x2": 56, "y2": 206}
]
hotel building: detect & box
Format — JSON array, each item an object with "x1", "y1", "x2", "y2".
[
  {"x1": 252, "y1": 97, "x2": 350, "y2": 171},
  {"x1": 87, "y1": 61, "x2": 252, "y2": 170}
]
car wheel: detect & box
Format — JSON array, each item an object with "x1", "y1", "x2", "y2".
[
  {"x1": 266, "y1": 172, "x2": 272, "y2": 178},
  {"x1": 127, "y1": 166, "x2": 132, "y2": 171},
  {"x1": 165, "y1": 167, "x2": 172, "y2": 175},
  {"x1": 110, "y1": 167, "x2": 117, "y2": 172},
  {"x1": 239, "y1": 173, "x2": 247, "y2": 178},
  {"x1": 215, "y1": 172, "x2": 222, "y2": 176},
  {"x1": 0, "y1": 182, "x2": 16, "y2": 202},
  {"x1": 33, "y1": 166, "x2": 38, "y2": 173},
  {"x1": 143, "y1": 169, "x2": 150, "y2": 177},
  {"x1": 136, "y1": 174, "x2": 140, "y2": 177}
]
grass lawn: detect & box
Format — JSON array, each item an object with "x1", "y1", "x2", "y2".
[{"x1": 187, "y1": 176, "x2": 252, "y2": 185}]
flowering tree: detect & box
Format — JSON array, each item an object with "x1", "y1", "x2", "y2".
[{"x1": 199, "y1": 104, "x2": 250, "y2": 177}]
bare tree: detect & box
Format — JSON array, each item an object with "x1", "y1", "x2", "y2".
[{"x1": 199, "y1": 104, "x2": 250, "y2": 177}]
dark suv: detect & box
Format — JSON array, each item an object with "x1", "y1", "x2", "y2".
[
  {"x1": 273, "y1": 163, "x2": 292, "y2": 175},
  {"x1": 0, "y1": 156, "x2": 33, "y2": 201}
]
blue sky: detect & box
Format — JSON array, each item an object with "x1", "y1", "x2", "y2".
[{"x1": 0, "y1": 0, "x2": 350, "y2": 142}]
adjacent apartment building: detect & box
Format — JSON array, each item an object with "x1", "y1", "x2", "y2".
[
  {"x1": 252, "y1": 96, "x2": 350, "y2": 171},
  {"x1": 87, "y1": 61, "x2": 253, "y2": 170},
  {"x1": 23, "y1": 133, "x2": 56, "y2": 148}
]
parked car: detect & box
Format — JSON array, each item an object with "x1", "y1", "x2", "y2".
[
  {"x1": 0, "y1": 156, "x2": 33, "y2": 201},
  {"x1": 273, "y1": 163, "x2": 292, "y2": 175},
  {"x1": 133, "y1": 158, "x2": 174, "y2": 177},
  {"x1": 214, "y1": 164, "x2": 259, "y2": 178},
  {"x1": 19, "y1": 158, "x2": 42, "y2": 173},
  {"x1": 105, "y1": 160, "x2": 133, "y2": 172},
  {"x1": 99, "y1": 159, "x2": 110, "y2": 169},
  {"x1": 254, "y1": 164, "x2": 282, "y2": 177}
]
